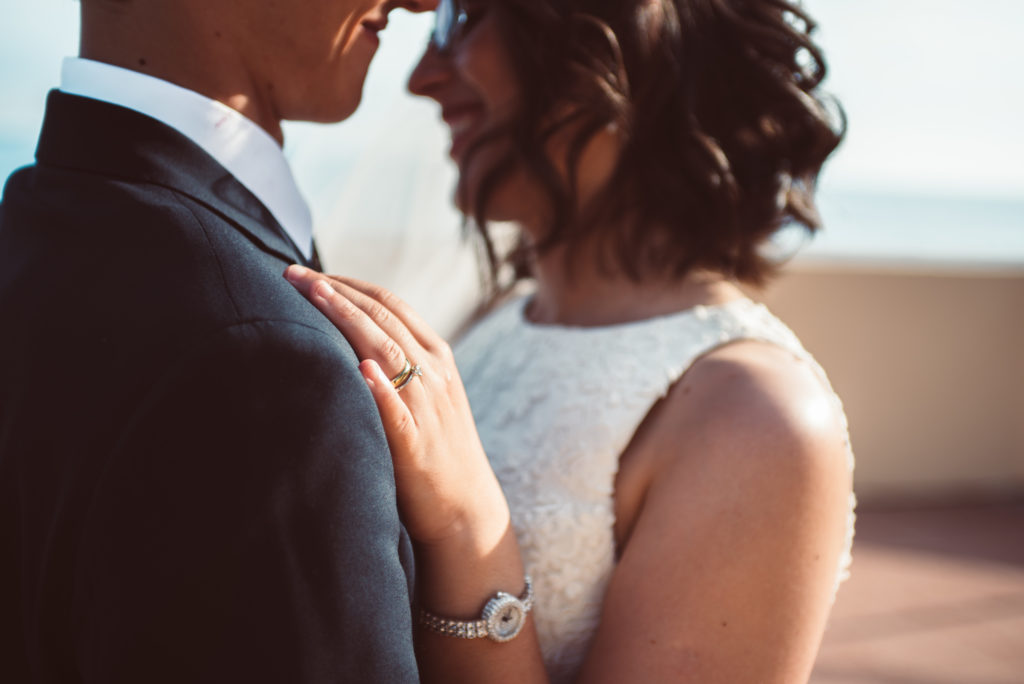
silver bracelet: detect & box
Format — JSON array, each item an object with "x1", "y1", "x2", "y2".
[{"x1": 418, "y1": 575, "x2": 533, "y2": 643}]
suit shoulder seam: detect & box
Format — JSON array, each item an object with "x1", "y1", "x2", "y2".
[{"x1": 162, "y1": 190, "x2": 243, "y2": 319}]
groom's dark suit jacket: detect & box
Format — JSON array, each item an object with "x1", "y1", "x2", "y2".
[{"x1": 0, "y1": 92, "x2": 418, "y2": 683}]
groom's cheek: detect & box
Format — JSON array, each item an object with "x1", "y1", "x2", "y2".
[{"x1": 247, "y1": 1, "x2": 386, "y2": 125}]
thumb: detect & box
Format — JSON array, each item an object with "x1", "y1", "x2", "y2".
[{"x1": 360, "y1": 359, "x2": 417, "y2": 454}]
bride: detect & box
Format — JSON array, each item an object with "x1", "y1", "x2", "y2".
[{"x1": 286, "y1": 0, "x2": 854, "y2": 681}]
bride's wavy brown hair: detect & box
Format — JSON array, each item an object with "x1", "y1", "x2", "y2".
[{"x1": 465, "y1": 0, "x2": 844, "y2": 287}]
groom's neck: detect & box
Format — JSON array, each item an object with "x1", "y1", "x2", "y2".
[{"x1": 78, "y1": 2, "x2": 285, "y2": 145}]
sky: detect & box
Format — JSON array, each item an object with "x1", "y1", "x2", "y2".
[
  {"x1": 808, "y1": 0, "x2": 1024, "y2": 198},
  {"x1": 1, "y1": 0, "x2": 1023, "y2": 273}
]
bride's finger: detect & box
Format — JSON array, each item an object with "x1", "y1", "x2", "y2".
[
  {"x1": 284, "y1": 264, "x2": 325, "y2": 297},
  {"x1": 286, "y1": 265, "x2": 427, "y2": 363},
  {"x1": 330, "y1": 276, "x2": 445, "y2": 352},
  {"x1": 318, "y1": 279, "x2": 421, "y2": 350},
  {"x1": 359, "y1": 359, "x2": 419, "y2": 455},
  {"x1": 307, "y1": 279, "x2": 410, "y2": 379}
]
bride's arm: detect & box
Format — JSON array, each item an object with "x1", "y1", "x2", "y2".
[
  {"x1": 284, "y1": 266, "x2": 549, "y2": 684},
  {"x1": 579, "y1": 340, "x2": 852, "y2": 683},
  {"x1": 285, "y1": 266, "x2": 851, "y2": 683}
]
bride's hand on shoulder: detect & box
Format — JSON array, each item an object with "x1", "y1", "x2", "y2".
[
  {"x1": 283, "y1": 265, "x2": 509, "y2": 550},
  {"x1": 287, "y1": 265, "x2": 544, "y2": 683}
]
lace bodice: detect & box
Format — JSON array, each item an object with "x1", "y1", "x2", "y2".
[{"x1": 455, "y1": 294, "x2": 855, "y2": 682}]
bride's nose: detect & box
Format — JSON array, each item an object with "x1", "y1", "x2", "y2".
[{"x1": 408, "y1": 43, "x2": 450, "y2": 100}]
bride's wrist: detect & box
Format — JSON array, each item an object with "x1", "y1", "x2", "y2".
[
  {"x1": 419, "y1": 482, "x2": 511, "y2": 558},
  {"x1": 413, "y1": 482, "x2": 524, "y2": 617}
]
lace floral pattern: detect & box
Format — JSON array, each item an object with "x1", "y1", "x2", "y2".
[{"x1": 455, "y1": 296, "x2": 855, "y2": 683}]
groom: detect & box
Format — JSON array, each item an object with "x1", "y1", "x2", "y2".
[{"x1": 0, "y1": 0, "x2": 436, "y2": 681}]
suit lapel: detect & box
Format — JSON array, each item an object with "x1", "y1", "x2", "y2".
[{"x1": 34, "y1": 90, "x2": 307, "y2": 266}]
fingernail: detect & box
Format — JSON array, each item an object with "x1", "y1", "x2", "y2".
[
  {"x1": 360, "y1": 360, "x2": 383, "y2": 389},
  {"x1": 313, "y1": 280, "x2": 335, "y2": 301},
  {"x1": 361, "y1": 360, "x2": 389, "y2": 387},
  {"x1": 371, "y1": 361, "x2": 391, "y2": 386},
  {"x1": 284, "y1": 264, "x2": 308, "y2": 282}
]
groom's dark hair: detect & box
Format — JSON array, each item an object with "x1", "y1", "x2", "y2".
[{"x1": 467, "y1": 0, "x2": 844, "y2": 290}]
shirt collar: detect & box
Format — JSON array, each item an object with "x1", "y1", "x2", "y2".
[{"x1": 60, "y1": 57, "x2": 313, "y2": 259}]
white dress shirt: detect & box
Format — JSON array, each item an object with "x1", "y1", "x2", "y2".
[{"x1": 60, "y1": 57, "x2": 313, "y2": 260}]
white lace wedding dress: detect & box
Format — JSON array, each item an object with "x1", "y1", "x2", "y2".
[{"x1": 455, "y1": 294, "x2": 856, "y2": 683}]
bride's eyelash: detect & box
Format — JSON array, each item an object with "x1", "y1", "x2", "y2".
[{"x1": 460, "y1": 2, "x2": 488, "y2": 35}]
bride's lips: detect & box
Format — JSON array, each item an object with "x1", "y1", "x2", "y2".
[{"x1": 442, "y1": 104, "x2": 486, "y2": 160}]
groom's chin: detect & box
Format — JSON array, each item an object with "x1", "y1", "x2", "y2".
[
  {"x1": 307, "y1": 46, "x2": 378, "y2": 124},
  {"x1": 283, "y1": 85, "x2": 365, "y2": 126},
  {"x1": 275, "y1": 57, "x2": 374, "y2": 125},
  {"x1": 309, "y1": 72, "x2": 373, "y2": 124},
  {"x1": 317, "y1": 93, "x2": 364, "y2": 124}
]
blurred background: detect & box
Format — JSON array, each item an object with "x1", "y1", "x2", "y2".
[{"x1": 2, "y1": 1, "x2": 1022, "y2": 681}]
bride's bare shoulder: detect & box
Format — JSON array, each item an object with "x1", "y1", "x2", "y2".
[
  {"x1": 618, "y1": 335, "x2": 850, "y2": 506},
  {"x1": 588, "y1": 340, "x2": 852, "y2": 681},
  {"x1": 661, "y1": 339, "x2": 848, "y2": 479}
]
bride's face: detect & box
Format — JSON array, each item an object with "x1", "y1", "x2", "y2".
[{"x1": 408, "y1": 0, "x2": 620, "y2": 232}]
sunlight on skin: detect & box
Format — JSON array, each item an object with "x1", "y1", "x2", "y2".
[{"x1": 798, "y1": 389, "x2": 840, "y2": 436}]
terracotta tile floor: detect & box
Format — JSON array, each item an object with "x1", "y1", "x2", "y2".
[{"x1": 811, "y1": 500, "x2": 1024, "y2": 683}]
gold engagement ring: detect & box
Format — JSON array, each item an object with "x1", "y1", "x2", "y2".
[{"x1": 390, "y1": 358, "x2": 423, "y2": 392}]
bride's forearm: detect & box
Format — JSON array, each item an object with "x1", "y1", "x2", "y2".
[
  {"x1": 413, "y1": 478, "x2": 550, "y2": 683},
  {"x1": 414, "y1": 489, "x2": 519, "y2": 614}
]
